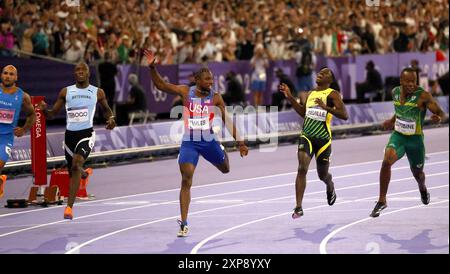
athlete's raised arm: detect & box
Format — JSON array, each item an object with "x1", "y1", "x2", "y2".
[{"x1": 144, "y1": 50, "x2": 189, "y2": 97}]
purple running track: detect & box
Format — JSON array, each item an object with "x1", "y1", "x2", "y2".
[{"x1": 0, "y1": 127, "x2": 448, "y2": 254}]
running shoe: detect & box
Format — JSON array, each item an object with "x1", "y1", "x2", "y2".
[
  {"x1": 327, "y1": 188, "x2": 336, "y2": 206},
  {"x1": 420, "y1": 191, "x2": 430, "y2": 205},
  {"x1": 0, "y1": 175, "x2": 6, "y2": 198},
  {"x1": 64, "y1": 206, "x2": 73, "y2": 220},
  {"x1": 292, "y1": 206, "x2": 304, "y2": 219},
  {"x1": 177, "y1": 220, "x2": 189, "y2": 237},
  {"x1": 370, "y1": 202, "x2": 387, "y2": 218}
]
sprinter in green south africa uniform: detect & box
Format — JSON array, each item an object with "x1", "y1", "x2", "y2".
[{"x1": 370, "y1": 67, "x2": 446, "y2": 217}]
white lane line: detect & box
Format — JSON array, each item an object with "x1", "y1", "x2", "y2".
[
  {"x1": 1, "y1": 150, "x2": 447, "y2": 219},
  {"x1": 189, "y1": 183, "x2": 449, "y2": 254},
  {"x1": 1, "y1": 161, "x2": 447, "y2": 239},
  {"x1": 319, "y1": 199, "x2": 450, "y2": 254},
  {"x1": 66, "y1": 172, "x2": 448, "y2": 254}
]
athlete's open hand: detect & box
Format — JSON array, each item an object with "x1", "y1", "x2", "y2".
[
  {"x1": 314, "y1": 98, "x2": 327, "y2": 110},
  {"x1": 430, "y1": 114, "x2": 441, "y2": 124},
  {"x1": 14, "y1": 127, "x2": 25, "y2": 137},
  {"x1": 238, "y1": 142, "x2": 248, "y2": 157},
  {"x1": 106, "y1": 116, "x2": 116, "y2": 130},
  {"x1": 382, "y1": 119, "x2": 395, "y2": 130},
  {"x1": 279, "y1": 83, "x2": 293, "y2": 98},
  {"x1": 143, "y1": 49, "x2": 158, "y2": 66}
]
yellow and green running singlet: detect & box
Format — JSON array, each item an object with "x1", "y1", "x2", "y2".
[
  {"x1": 302, "y1": 88, "x2": 334, "y2": 140},
  {"x1": 392, "y1": 86, "x2": 426, "y2": 136}
]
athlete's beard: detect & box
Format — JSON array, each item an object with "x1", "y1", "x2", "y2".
[
  {"x1": 198, "y1": 87, "x2": 210, "y2": 95},
  {"x1": 1, "y1": 82, "x2": 14, "y2": 88}
]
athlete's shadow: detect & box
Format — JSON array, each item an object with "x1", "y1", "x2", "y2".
[
  {"x1": 193, "y1": 238, "x2": 241, "y2": 253},
  {"x1": 375, "y1": 229, "x2": 448, "y2": 253},
  {"x1": 276, "y1": 224, "x2": 346, "y2": 244},
  {"x1": 162, "y1": 237, "x2": 198, "y2": 254},
  {"x1": 162, "y1": 238, "x2": 241, "y2": 254},
  {"x1": 0, "y1": 233, "x2": 80, "y2": 254}
]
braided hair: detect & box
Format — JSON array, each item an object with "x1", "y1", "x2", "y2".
[{"x1": 194, "y1": 67, "x2": 212, "y2": 81}]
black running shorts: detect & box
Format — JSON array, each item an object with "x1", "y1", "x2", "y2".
[
  {"x1": 64, "y1": 128, "x2": 95, "y2": 169},
  {"x1": 298, "y1": 134, "x2": 332, "y2": 165}
]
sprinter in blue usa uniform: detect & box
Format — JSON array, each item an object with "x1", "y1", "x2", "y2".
[{"x1": 144, "y1": 50, "x2": 249, "y2": 237}]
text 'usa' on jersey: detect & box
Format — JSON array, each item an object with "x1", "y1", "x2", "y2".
[{"x1": 183, "y1": 86, "x2": 217, "y2": 136}]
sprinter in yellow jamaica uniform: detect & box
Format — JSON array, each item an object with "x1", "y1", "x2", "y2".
[{"x1": 280, "y1": 67, "x2": 348, "y2": 218}]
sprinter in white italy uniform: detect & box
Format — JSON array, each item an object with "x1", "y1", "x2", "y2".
[{"x1": 39, "y1": 63, "x2": 116, "y2": 220}]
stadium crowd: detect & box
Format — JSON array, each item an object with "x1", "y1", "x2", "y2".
[{"x1": 0, "y1": 0, "x2": 448, "y2": 65}]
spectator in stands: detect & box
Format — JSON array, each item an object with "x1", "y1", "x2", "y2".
[
  {"x1": 0, "y1": 20, "x2": 15, "y2": 57},
  {"x1": 429, "y1": 80, "x2": 443, "y2": 97},
  {"x1": 356, "y1": 60, "x2": 383, "y2": 103},
  {"x1": 176, "y1": 33, "x2": 194, "y2": 64},
  {"x1": 361, "y1": 24, "x2": 377, "y2": 54},
  {"x1": 393, "y1": 26, "x2": 410, "y2": 53},
  {"x1": 115, "y1": 74, "x2": 148, "y2": 126},
  {"x1": 377, "y1": 28, "x2": 392, "y2": 54},
  {"x1": 250, "y1": 47, "x2": 269, "y2": 106},
  {"x1": 159, "y1": 37, "x2": 175, "y2": 65},
  {"x1": 20, "y1": 22, "x2": 34, "y2": 56},
  {"x1": 322, "y1": 26, "x2": 334, "y2": 56},
  {"x1": 415, "y1": 23, "x2": 429, "y2": 52},
  {"x1": 63, "y1": 31, "x2": 84, "y2": 63},
  {"x1": 295, "y1": 45, "x2": 315, "y2": 93},
  {"x1": 410, "y1": 59, "x2": 422, "y2": 85},
  {"x1": 345, "y1": 35, "x2": 362, "y2": 56},
  {"x1": 437, "y1": 72, "x2": 449, "y2": 96},
  {"x1": 105, "y1": 33, "x2": 119, "y2": 64},
  {"x1": 222, "y1": 71, "x2": 245, "y2": 106},
  {"x1": 5, "y1": 0, "x2": 450, "y2": 62},
  {"x1": 31, "y1": 21, "x2": 49, "y2": 56},
  {"x1": 98, "y1": 51, "x2": 118, "y2": 111},
  {"x1": 235, "y1": 28, "x2": 254, "y2": 60},
  {"x1": 117, "y1": 35, "x2": 132, "y2": 64},
  {"x1": 267, "y1": 33, "x2": 288, "y2": 60},
  {"x1": 52, "y1": 19, "x2": 66, "y2": 59},
  {"x1": 272, "y1": 68, "x2": 297, "y2": 111},
  {"x1": 84, "y1": 38, "x2": 102, "y2": 64}
]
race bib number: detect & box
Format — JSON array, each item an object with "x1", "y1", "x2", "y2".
[
  {"x1": 67, "y1": 107, "x2": 89, "y2": 123},
  {"x1": 395, "y1": 118, "x2": 416, "y2": 135},
  {"x1": 306, "y1": 107, "x2": 327, "y2": 122},
  {"x1": 188, "y1": 117, "x2": 210, "y2": 130},
  {"x1": 0, "y1": 108, "x2": 15, "y2": 124}
]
